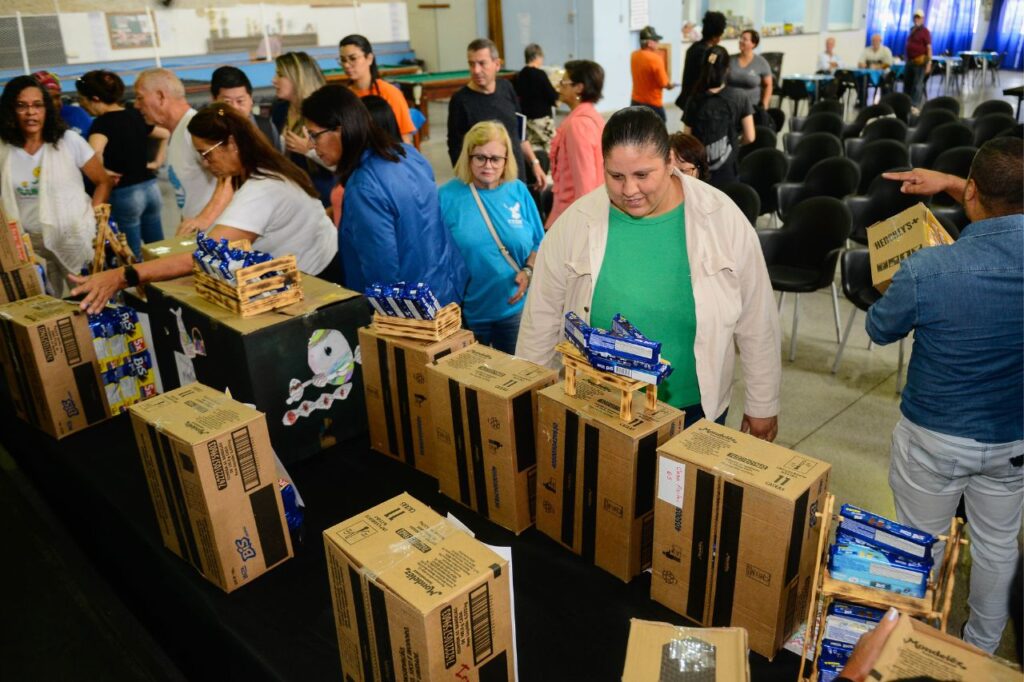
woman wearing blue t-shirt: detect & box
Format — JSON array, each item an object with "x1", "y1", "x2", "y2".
[{"x1": 440, "y1": 121, "x2": 545, "y2": 353}]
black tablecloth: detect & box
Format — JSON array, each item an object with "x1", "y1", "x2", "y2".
[{"x1": 6, "y1": 411, "x2": 802, "y2": 681}]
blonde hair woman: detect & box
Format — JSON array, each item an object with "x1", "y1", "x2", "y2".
[
  {"x1": 272, "y1": 51, "x2": 333, "y2": 205},
  {"x1": 439, "y1": 121, "x2": 545, "y2": 353}
]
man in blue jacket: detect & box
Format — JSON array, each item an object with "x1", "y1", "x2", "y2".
[{"x1": 868, "y1": 137, "x2": 1023, "y2": 654}]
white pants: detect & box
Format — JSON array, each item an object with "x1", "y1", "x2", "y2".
[{"x1": 889, "y1": 416, "x2": 1024, "y2": 653}]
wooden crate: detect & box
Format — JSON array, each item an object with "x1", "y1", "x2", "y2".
[
  {"x1": 192, "y1": 254, "x2": 303, "y2": 317},
  {"x1": 797, "y1": 493, "x2": 968, "y2": 682},
  {"x1": 370, "y1": 302, "x2": 461, "y2": 341},
  {"x1": 555, "y1": 341, "x2": 668, "y2": 421}
]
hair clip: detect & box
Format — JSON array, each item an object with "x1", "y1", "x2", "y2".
[
  {"x1": 217, "y1": 107, "x2": 225, "y2": 116},
  {"x1": 708, "y1": 53, "x2": 718, "y2": 64}
]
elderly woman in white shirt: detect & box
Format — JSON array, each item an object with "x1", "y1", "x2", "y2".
[{"x1": 516, "y1": 106, "x2": 781, "y2": 439}]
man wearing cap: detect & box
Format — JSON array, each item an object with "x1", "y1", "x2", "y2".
[
  {"x1": 32, "y1": 71, "x2": 93, "y2": 136},
  {"x1": 903, "y1": 9, "x2": 932, "y2": 111},
  {"x1": 630, "y1": 26, "x2": 676, "y2": 122}
]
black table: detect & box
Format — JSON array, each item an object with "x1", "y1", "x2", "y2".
[{"x1": 6, "y1": 411, "x2": 803, "y2": 681}]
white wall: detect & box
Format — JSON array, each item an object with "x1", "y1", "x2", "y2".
[{"x1": 715, "y1": 28, "x2": 865, "y2": 76}]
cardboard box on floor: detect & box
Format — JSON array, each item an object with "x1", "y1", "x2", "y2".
[
  {"x1": 0, "y1": 295, "x2": 109, "y2": 438},
  {"x1": 128, "y1": 383, "x2": 293, "y2": 593},
  {"x1": 141, "y1": 236, "x2": 201, "y2": 262},
  {"x1": 0, "y1": 263, "x2": 44, "y2": 304},
  {"x1": 144, "y1": 275, "x2": 371, "y2": 465},
  {"x1": 324, "y1": 492, "x2": 515, "y2": 682},
  {"x1": 535, "y1": 378, "x2": 684, "y2": 582},
  {"x1": 0, "y1": 205, "x2": 33, "y2": 272},
  {"x1": 867, "y1": 202, "x2": 954, "y2": 292},
  {"x1": 358, "y1": 326, "x2": 474, "y2": 477},
  {"x1": 427, "y1": 344, "x2": 557, "y2": 533},
  {"x1": 651, "y1": 420, "x2": 831, "y2": 659},
  {"x1": 870, "y1": 613, "x2": 1021, "y2": 681},
  {"x1": 621, "y1": 618, "x2": 750, "y2": 682}
]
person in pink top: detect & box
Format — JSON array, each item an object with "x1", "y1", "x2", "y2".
[{"x1": 546, "y1": 60, "x2": 606, "y2": 228}]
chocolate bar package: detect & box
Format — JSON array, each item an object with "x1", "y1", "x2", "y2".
[{"x1": 838, "y1": 504, "x2": 935, "y2": 561}]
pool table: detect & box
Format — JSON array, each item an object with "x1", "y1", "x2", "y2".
[{"x1": 388, "y1": 69, "x2": 517, "y2": 139}]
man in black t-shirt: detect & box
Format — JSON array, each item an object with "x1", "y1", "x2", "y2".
[
  {"x1": 678, "y1": 11, "x2": 727, "y2": 115},
  {"x1": 447, "y1": 38, "x2": 547, "y2": 190},
  {"x1": 514, "y1": 43, "x2": 559, "y2": 153}
]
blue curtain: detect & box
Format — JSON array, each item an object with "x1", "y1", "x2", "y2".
[
  {"x1": 925, "y1": 0, "x2": 978, "y2": 56},
  {"x1": 983, "y1": 0, "x2": 1024, "y2": 70},
  {"x1": 864, "y1": 0, "x2": 916, "y2": 56}
]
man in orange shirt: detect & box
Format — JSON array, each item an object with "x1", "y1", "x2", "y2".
[{"x1": 630, "y1": 25, "x2": 676, "y2": 122}]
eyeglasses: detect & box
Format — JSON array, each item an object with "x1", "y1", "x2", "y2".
[
  {"x1": 198, "y1": 140, "x2": 224, "y2": 161},
  {"x1": 338, "y1": 54, "x2": 363, "y2": 66},
  {"x1": 15, "y1": 102, "x2": 45, "y2": 112},
  {"x1": 470, "y1": 154, "x2": 507, "y2": 167},
  {"x1": 559, "y1": 79, "x2": 575, "y2": 86},
  {"x1": 307, "y1": 126, "x2": 338, "y2": 141}
]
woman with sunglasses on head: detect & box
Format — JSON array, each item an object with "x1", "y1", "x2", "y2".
[
  {"x1": 69, "y1": 104, "x2": 339, "y2": 313},
  {"x1": 546, "y1": 60, "x2": 606, "y2": 228},
  {"x1": 271, "y1": 51, "x2": 334, "y2": 206},
  {"x1": 0, "y1": 75, "x2": 113, "y2": 296},
  {"x1": 302, "y1": 85, "x2": 467, "y2": 306},
  {"x1": 439, "y1": 121, "x2": 544, "y2": 353},
  {"x1": 338, "y1": 34, "x2": 415, "y2": 145}
]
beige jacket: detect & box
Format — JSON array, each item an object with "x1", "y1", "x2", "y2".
[{"x1": 515, "y1": 169, "x2": 781, "y2": 420}]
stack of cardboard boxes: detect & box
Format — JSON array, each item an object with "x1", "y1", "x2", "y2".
[{"x1": 0, "y1": 207, "x2": 43, "y2": 304}]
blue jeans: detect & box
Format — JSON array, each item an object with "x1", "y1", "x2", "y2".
[
  {"x1": 466, "y1": 312, "x2": 522, "y2": 355},
  {"x1": 904, "y1": 61, "x2": 927, "y2": 108},
  {"x1": 110, "y1": 179, "x2": 163, "y2": 258},
  {"x1": 681, "y1": 402, "x2": 728, "y2": 428}
]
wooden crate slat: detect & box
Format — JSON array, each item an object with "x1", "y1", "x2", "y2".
[
  {"x1": 555, "y1": 341, "x2": 662, "y2": 421},
  {"x1": 370, "y1": 302, "x2": 462, "y2": 341},
  {"x1": 191, "y1": 252, "x2": 302, "y2": 317}
]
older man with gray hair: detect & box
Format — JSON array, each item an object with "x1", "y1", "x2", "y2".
[{"x1": 133, "y1": 68, "x2": 231, "y2": 235}]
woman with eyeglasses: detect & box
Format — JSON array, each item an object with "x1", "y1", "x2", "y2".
[
  {"x1": 668, "y1": 131, "x2": 710, "y2": 181},
  {"x1": 0, "y1": 75, "x2": 113, "y2": 296},
  {"x1": 271, "y1": 51, "x2": 334, "y2": 206},
  {"x1": 301, "y1": 85, "x2": 467, "y2": 306},
  {"x1": 546, "y1": 60, "x2": 605, "y2": 228},
  {"x1": 69, "y1": 104, "x2": 339, "y2": 313},
  {"x1": 438, "y1": 121, "x2": 544, "y2": 352},
  {"x1": 339, "y1": 34, "x2": 415, "y2": 145}
]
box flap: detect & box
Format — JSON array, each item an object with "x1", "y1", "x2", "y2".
[
  {"x1": 324, "y1": 493, "x2": 507, "y2": 614},
  {"x1": 621, "y1": 619, "x2": 750, "y2": 682},
  {"x1": 0, "y1": 295, "x2": 82, "y2": 325},
  {"x1": 427, "y1": 344, "x2": 556, "y2": 396},
  {"x1": 141, "y1": 236, "x2": 201, "y2": 261},
  {"x1": 658, "y1": 420, "x2": 829, "y2": 499},
  {"x1": 151, "y1": 275, "x2": 362, "y2": 334},
  {"x1": 127, "y1": 382, "x2": 262, "y2": 444},
  {"x1": 538, "y1": 378, "x2": 682, "y2": 436}
]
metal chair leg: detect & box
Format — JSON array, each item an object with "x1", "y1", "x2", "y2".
[
  {"x1": 896, "y1": 337, "x2": 906, "y2": 393},
  {"x1": 832, "y1": 307, "x2": 859, "y2": 374},
  {"x1": 778, "y1": 291, "x2": 786, "y2": 315},
  {"x1": 789, "y1": 293, "x2": 800, "y2": 362},
  {"x1": 831, "y1": 283, "x2": 842, "y2": 344}
]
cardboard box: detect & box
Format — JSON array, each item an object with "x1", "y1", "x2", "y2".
[
  {"x1": 867, "y1": 203, "x2": 954, "y2": 292},
  {"x1": 0, "y1": 295, "x2": 109, "y2": 438},
  {"x1": 144, "y1": 275, "x2": 371, "y2": 465},
  {"x1": 535, "y1": 378, "x2": 685, "y2": 581},
  {"x1": 0, "y1": 206, "x2": 32, "y2": 271},
  {"x1": 870, "y1": 614, "x2": 1021, "y2": 681},
  {"x1": 324, "y1": 492, "x2": 515, "y2": 682},
  {"x1": 141, "y1": 236, "x2": 201, "y2": 262},
  {"x1": 621, "y1": 618, "x2": 750, "y2": 682},
  {"x1": 651, "y1": 420, "x2": 831, "y2": 659},
  {"x1": 0, "y1": 263, "x2": 43, "y2": 304},
  {"x1": 128, "y1": 383, "x2": 293, "y2": 592},
  {"x1": 358, "y1": 326, "x2": 475, "y2": 477},
  {"x1": 426, "y1": 344, "x2": 557, "y2": 533}
]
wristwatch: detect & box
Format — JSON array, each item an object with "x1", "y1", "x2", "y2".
[{"x1": 123, "y1": 265, "x2": 140, "y2": 288}]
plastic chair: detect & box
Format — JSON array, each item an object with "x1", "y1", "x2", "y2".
[
  {"x1": 909, "y1": 122, "x2": 974, "y2": 169},
  {"x1": 777, "y1": 157, "x2": 860, "y2": 220},
  {"x1": 972, "y1": 113, "x2": 1018, "y2": 146},
  {"x1": 780, "y1": 78, "x2": 812, "y2": 118},
  {"x1": 831, "y1": 249, "x2": 907, "y2": 391},
  {"x1": 766, "y1": 107, "x2": 786, "y2": 133},
  {"x1": 761, "y1": 51, "x2": 785, "y2": 100},
  {"x1": 738, "y1": 148, "x2": 789, "y2": 219},
  {"x1": 921, "y1": 95, "x2": 961, "y2": 118},
  {"x1": 720, "y1": 182, "x2": 761, "y2": 225},
  {"x1": 786, "y1": 132, "x2": 843, "y2": 182},
  {"x1": 855, "y1": 139, "x2": 910, "y2": 195},
  {"x1": 757, "y1": 197, "x2": 852, "y2": 360},
  {"x1": 737, "y1": 126, "x2": 778, "y2": 164},
  {"x1": 842, "y1": 103, "x2": 896, "y2": 139},
  {"x1": 845, "y1": 171, "x2": 917, "y2": 244},
  {"x1": 930, "y1": 147, "x2": 978, "y2": 207},
  {"x1": 790, "y1": 100, "x2": 845, "y2": 132},
  {"x1": 784, "y1": 112, "x2": 844, "y2": 155},
  {"x1": 844, "y1": 118, "x2": 908, "y2": 161},
  {"x1": 879, "y1": 92, "x2": 913, "y2": 123},
  {"x1": 906, "y1": 108, "x2": 957, "y2": 144},
  {"x1": 971, "y1": 99, "x2": 1013, "y2": 119}
]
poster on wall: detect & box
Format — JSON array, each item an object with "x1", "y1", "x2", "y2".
[
  {"x1": 106, "y1": 12, "x2": 159, "y2": 50},
  {"x1": 629, "y1": 0, "x2": 650, "y2": 31}
]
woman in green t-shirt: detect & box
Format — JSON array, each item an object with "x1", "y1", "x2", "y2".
[{"x1": 516, "y1": 106, "x2": 781, "y2": 441}]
